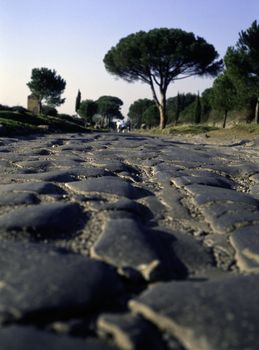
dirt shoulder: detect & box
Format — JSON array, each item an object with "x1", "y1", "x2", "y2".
[{"x1": 137, "y1": 125, "x2": 259, "y2": 146}]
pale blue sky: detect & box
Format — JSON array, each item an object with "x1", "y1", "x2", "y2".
[{"x1": 1, "y1": 0, "x2": 258, "y2": 116}]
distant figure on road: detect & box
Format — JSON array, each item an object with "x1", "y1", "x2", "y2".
[{"x1": 116, "y1": 120, "x2": 131, "y2": 133}]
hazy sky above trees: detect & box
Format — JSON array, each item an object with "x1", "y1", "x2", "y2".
[{"x1": 1, "y1": 0, "x2": 258, "y2": 116}]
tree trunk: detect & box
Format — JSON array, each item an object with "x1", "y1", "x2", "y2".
[
  {"x1": 39, "y1": 100, "x2": 42, "y2": 115},
  {"x1": 223, "y1": 110, "x2": 228, "y2": 128},
  {"x1": 255, "y1": 97, "x2": 259, "y2": 124},
  {"x1": 159, "y1": 90, "x2": 167, "y2": 129}
]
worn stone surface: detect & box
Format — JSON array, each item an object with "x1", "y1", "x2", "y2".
[
  {"x1": 98, "y1": 313, "x2": 167, "y2": 350},
  {"x1": 0, "y1": 240, "x2": 123, "y2": 324},
  {"x1": 0, "y1": 182, "x2": 67, "y2": 195},
  {"x1": 0, "y1": 326, "x2": 118, "y2": 350},
  {"x1": 66, "y1": 176, "x2": 151, "y2": 199},
  {"x1": 0, "y1": 132, "x2": 258, "y2": 349},
  {"x1": 0, "y1": 202, "x2": 84, "y2": 239},
  {"x1": 91, "y1": 218, "x2": 184, "y2": 281},
  {"x1": 230, "y1": 225, "x2": 259, "y2": 272},
  {"x1": 129, "y1": 275, "x2": 259, "y2": 350}
]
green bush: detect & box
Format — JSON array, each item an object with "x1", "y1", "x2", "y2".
[{"x1": 42, "y1": 105, "x2": 58, "y2": 116}]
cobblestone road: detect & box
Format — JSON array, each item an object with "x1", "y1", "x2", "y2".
[{"x1": 0, "y1": 132, "x2": 259, "y2": 350}]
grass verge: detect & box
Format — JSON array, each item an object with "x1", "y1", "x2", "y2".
[{"x1": 0, "y1": 111, "x2": 89, "y2": 136}]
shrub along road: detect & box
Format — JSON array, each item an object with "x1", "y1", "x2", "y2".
[{"x1": 0, "y1": 132, "x2": 258, "y2": 350}]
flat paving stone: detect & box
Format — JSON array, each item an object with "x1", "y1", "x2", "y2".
[
  {"x1": 129, "y1": 275, "x2": 259, "y2": 350},
  {"x1": 171, "y1": 230, "x2": 215, "y2": 274},
  {"x1": 0, "y1": 182, "x2": 66, "y2": 195},
  {"x1": 103, "y1": 198, "x2": 152, "y2": 219},
  {"x1": 91, "y1": 218, "x2": 186, "y2": 281},
  {"x1": 0, "y1": 326, "x2": 117, "y2": 350},
  {"x1": 16, "y1": 167, "x2": 110, "y2": 183},
  {"x1": 186, "y1": 184, "x2": 259, "y2": 206},
  {"x1": 14, "y1": 160, "x2": 56, "y2": 172},
  {"x1": 202, "y1": 210, "x2": 259, "y2": 234},
  {"x1": 91, "y1": 218, "x2": 163, "y2": 281},
  {"x1": 0, "y1": 202, "x2": 84, "y2": 238},
  {"x1": 0, "y1": 192, "x2": 40, "y2": 206},
  {"x1": 171, "y1": 175, "x2": 233, "y2": 189},
  {"x1": 66, "y1": 176, "x2": 151, "y2": 199},
  {"x1": 0, "y1": 240, "x2": 123, "y2": 324},
  {"x1": 160, "y1": 187, "x2": 191, "y2": 221},
  {"x1": 230, "y1": 225, "x2": 259, "y2": 272},
  {"x1": 98, "y1": 313, "x2": 167, "y2": 350}
]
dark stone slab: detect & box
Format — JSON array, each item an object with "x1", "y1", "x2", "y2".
[
  {"x1": 130, "y1": 275, "x2": 259, "y2": 350},
  {"x1": 201, "y1": 210, "x2": 259, "y2": 234},
  {"x1": 0, "y1": 182, "x2": 66, "y2": 195},
  {"x1": 98, "y1": 313, "x2": 167, "y2": 350},
  {"x1": 186, "y1": 184, "x2": 259, "y2": 206},
  {"x1": 161, "y1": 147, "x2": 211, "y2": 163},
  {"x1": 91, "y1": 219, "x2": 186, "y2": 281},
  {"x1": 66, "y1": 176, "x2": 151, "y2": 199},
  {"x1": 230, "y1": 225, "x2": 259, "y2": 272},
  {"x1": 250, "y1": 184, "x2": 259, "y2": 197},
  {"x1": 103, "y1": 198, "x2": 152, "y2": 219},
  {"x1": 17, "y1": 167, "x2": 110, "y2": 183},
  {"x1": 200, "y1": 202, "x2": 259, "y2": 218},
  {"x1": 15, "y1": 160, "x2": 56, "y2": 172},
  {"x1": 0, "y1": 240, "x2": 123, "y2": 324},
  {"x1": 0, "y1": 192, "x2": 40, "y2": 206},
  {"x1": 91, "y1": 218, "x2": 162, "y2": 281},
  {"x1": 172, "y1": 175, "x2": 233, "y2": 189},
  {"x1": 0, "y1": 160, "x2": 11, "y2": 168},
  {"x1": 91, "y1": 160, "x2": 137, "y2": 174},
  {"x1": 0, "y1": 202, "x2": 84, "y2": 238},
  {"x1": 171, "y1": 231, "x2": 215, "y2": 274},
  {"x1": 32, "y1": 148, "x2": 52, "y2": 155},
  {"x1": 160, "y1": 187, "x2": 191, "y2": 221},
  {"x1": 141, "y1": 196, "x2": 166, "y2": 221},
  {"x1": 0, "y1": 326, "x2": 117, "y2": 350}
]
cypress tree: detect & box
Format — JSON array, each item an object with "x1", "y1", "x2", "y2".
[
  {"x1": 175, "y1": 92, "x2": 181, "y2": 125},
  {"x1": 75, "y1": 90, "x2": 81, "y2": 113},
  {"x1": 194, "y1": 92, "x2": 201, "y2": 124}
]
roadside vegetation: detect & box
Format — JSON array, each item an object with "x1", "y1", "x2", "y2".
[
  {"x1": 126, "y1": 21, "x2": 259, "y2": 131},
  {"x1": 0, "y1": 106, "x2": 87, "y2": 136},
  {"x1": 1, "y1": 21, "x2": 258, "y2": 138}
]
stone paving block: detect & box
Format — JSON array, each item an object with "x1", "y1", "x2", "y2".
[
  {"x1": 203, "y1": 210, "x2": 259, "y2": 234},
  {"x1": 91, "y1": 218, "x2": 183, "y2": 281},
  {"x1": 161, "y1": 147, "x2": 211, "y2": 163},
  {"x1": 91, "y1": 160, "x2": 132, "y2": 173},
  {"x1": 0, "y1": 160, "x2": 11, "y2": 168},
  {"x1": 0, "y1": 240, "x2": 123, "y2": 324},
  {"x1": 230, "y1": 225, "x2": 259, "y2": 272},
  {"x1": 141, "y1": 196, "x2": 166, "y2": 221},
  {"x1": 129, "y1": 275, "x2": 259, "y2": 350},
  {"x1": 66, "y1": 176, "x2": 151, "y2": 199},
  {"x1": 171, "y1": 175, "x2": 233, "y2": 189},
  {"x1": 18, "y1": 167, "x2": 110, "y2": 183},
  {"x1": 0, "y1": 182, "x2": 66, "y2": 195},
  {"x1": 0, "y1": 192, "x2": 40, "y2": 206},
  {"x1": 98, "y1": 313, "x2": 167, "y2": 350},
  {"x1": 186, "y1": 184, "x2": 259, "y2": 206},
  {"x1": 0, "y1": 326, "x2": 118, "y2": 350},
  {"x1": 103, "y1": 198, "x2": 152, "y2": 219},
  {"x1": 91, "y1": 218, "x2": 162, "y2": 281},
  {"x1": 15, "y1": 160, "x2": 56, "y2": 172},
  {"x1": 30, "y1": 148, "x2": 52, "y2": 155},
  {"x1": 250, "y1": 184, "x2": 259, "y2": 197},
  {"x1": 0, "y1": 202, "x2": 83, "y2": 238},
  {"x1": 160, "y1": 187, "x2": 191, "y2": 221},
  {"x1": 171, "y1": 231, "x2": 215, "y2": 274},
  {"x1": 200, "y1": 201, "x2": 259, "y2": 219}
]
